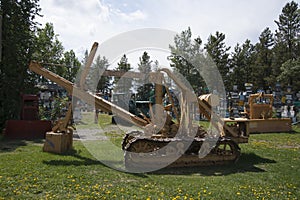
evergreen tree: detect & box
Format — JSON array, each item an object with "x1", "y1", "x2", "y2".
[
  {"x1": 278, "y1": 59, "x2": 300, "y2": 90},
  {"x1": 152, "y1": 60, "x2": 160, "y2": 72},
  {"x1": 169, "y1": 27, "x2": 204, "y2": 92},
  {"x1": 229, "y1": 44, "x2": 244, "y2": 91},
  {"x1": 138, "y1": 51, "x2": 152, "y2": 74},
  {"x1": 274, "y1": 1, "x2": 300, "y2": 60},
  {"x1": 229, "y1": 40, "x2": 256, "y2": 91},
  {"x1": 273, "y1": 1, "x2": 300, "y2": 91},
  {"x1": 0, "y1": 0, "x2": 40, "y2": 128},
  {"x1": 82, "y1": 50, "x2": 89, "y2": 65},
  {"x1": 254, "y1": 27, "x2": 274, "y2": 90},
  {"x1": 60, "y1": 50, "x2": 81, "y2": 83},
  {"x1": 136, "y1": 51, "x2": 153, "y2": 101},
  {"x1": 32, "y1": 22, "x2": 64, "y2": 84},
  {"x1": 93, "y1": 55, "x2": 111, "y2": 93},
  {"x1": 114, "y1": 54, "x2": 132, "y2": 93},
  {"x1": 204, "y1": 31, "x2": 231, "y2": 90}
]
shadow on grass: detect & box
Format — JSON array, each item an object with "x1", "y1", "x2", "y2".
[
  {"x1": 151, "y1": 152, "x2": 276, "y2": 176},
  {"x1": 42, "y1": 151, "x2": 107, "y2": 166},
  {"x1": 42, "y1": 151, "x2": 148, "y2": 178},
  {"x1": 42, "y1": 150, "x2": 276, "y2": 177},
  {"x1": 0, "y1": 138, "x2": 44, "y2": 153}
]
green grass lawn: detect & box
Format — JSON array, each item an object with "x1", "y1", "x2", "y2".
[{"x1": 0, "y1": 123, "x2": 300, "y2": 199}]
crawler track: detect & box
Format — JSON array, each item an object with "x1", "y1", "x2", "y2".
[{"x1": 122, "y1": 131, "x2": 241, "y2": 170}]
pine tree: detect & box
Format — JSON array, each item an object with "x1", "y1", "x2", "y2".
[
  {"x1": 274, "y1": 1, "x2": 300, "y2": 60},
  {"x1": 169, "y1": 27, "x2": 204, "y2": 92},
  {"x1": 138, "y1": 51, "x2": 152, "y2": 74},
  {"x1": 136, "y1": 51, "x2": 153, "y2": 101},
  {"x1": 61, "y1": 50, "x2": 81, "y2": 83},
  {"x1": 93, "y1": 56, "x2": 110, "y2": 93},
  {"x1": 278, "y1": 59, "x2": 300, "y2": 90},
  {"x1": 204, "y1": 31, "x2": 231, "y2": 90},
  {"x1": 229, "y1": 40, "x2": 256, "y2": 91},
  {"x1": 273, "y1": 1, "x2": 300, "y2": 91},
  {"x1": 114, "y1": 54, "x2": 132, "y2": 93},
  {"x1": 254, "y1": 27, "x2": 274, "y2": 90}
]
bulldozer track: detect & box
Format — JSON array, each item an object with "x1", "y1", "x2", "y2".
[{"x1": 123, "y1": 131, "x2": 241, "y2": 169}]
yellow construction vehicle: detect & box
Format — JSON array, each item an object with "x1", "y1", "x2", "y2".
[
  {"x1": 29, "y1": 42, "x2": 249, "y2": 168},
  {"x1": 247, "y1": 92, "x2": 291, "y2": 133},
  {"x1": 223, "y1": 92, "x2": 291, "y2": 135}
]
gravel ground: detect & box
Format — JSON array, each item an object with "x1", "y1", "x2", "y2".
[{"x1": 73, "y1": 124, "x2": 141, "y2": 141}]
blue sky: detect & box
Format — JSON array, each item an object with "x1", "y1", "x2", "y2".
[{"x1": 37, "y1": 0, "x2": 292, "y2": 61}]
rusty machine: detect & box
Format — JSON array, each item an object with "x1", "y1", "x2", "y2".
[
  {"x1": 29, "y1": 42, "x2": 249, "y2": 168},
  {"x1": 223, "y1": 93, "x2": 292, "y2": 135},
  {"x1": 247, "y1": 92, "x2": 292, "y2": 133}
]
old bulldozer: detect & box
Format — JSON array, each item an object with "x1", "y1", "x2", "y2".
[
  {"x1": 29, "y1": 42, "x2": 249, "y2": 170},
  {"x1": 223, "y1": 93, "x2": 292, "y2": 135}
]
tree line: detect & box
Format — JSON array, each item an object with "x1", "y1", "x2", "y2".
[
  {"x1": 0, "y1": 0, "x2": 299, "y2": 129},
  {"x1": 170, "y1": 1, "x2": 300, "y2": 94}
]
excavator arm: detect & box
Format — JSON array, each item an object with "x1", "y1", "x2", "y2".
[
  {"x1": 29, "y1": 61, "x2": 148, "y2": 129},
  {"x1": 159, "y1": 68, "x2": 245, "y2": 139}
]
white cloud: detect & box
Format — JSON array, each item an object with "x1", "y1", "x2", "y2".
[
  {"x1": 37, "y1": 0, "x2": 292, "y2": 60},
  {"x1": 140, "y1": 0, "x2": 290, "y2": 48},
  {"x1": 115, "y1": 9, "x2": 147, "y2": 22},
  {"x1": 97, "y1": 1, "x2": 111, "y2": 22}
]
